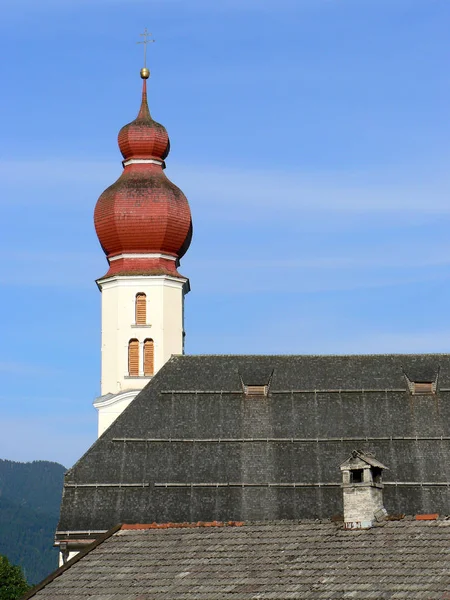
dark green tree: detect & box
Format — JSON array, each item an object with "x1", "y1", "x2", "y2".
[{"x1": 0, "y1": 556, "x2": 30, "y2": 600}]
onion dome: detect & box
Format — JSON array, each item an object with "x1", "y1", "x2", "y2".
[{"x1": 94, "y1": 71, "x2": 192, "y2": 280}]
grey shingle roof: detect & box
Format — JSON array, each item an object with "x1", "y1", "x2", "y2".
[
  {"x1": 31, "y1": 519, "x2": 450, "y2": 599},
  {"x1": 58, "y1": 354, "x2": 450, "y2": 537}
]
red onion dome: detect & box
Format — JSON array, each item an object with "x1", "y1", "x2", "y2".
[
  {"x1": 118, "y1": 80, "x2": 170, "y2": 162},
  {"x1": 94, "y1": 77, "x2": 192, "y2": 280}
]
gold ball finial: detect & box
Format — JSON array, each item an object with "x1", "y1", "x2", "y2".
[{"x1": 140, "y1": 67, "x2": 150, "y2": 79}]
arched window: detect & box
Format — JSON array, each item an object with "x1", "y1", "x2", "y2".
[
  {"x1": 144, "y1": 339, "x2": 154, "y2": 376},
  {"x1": 128, "y1": 339, "x2": 139, "y2": 377},
  {"x1": 135, "y1": 293, "x2": 146, "y2": 325}
]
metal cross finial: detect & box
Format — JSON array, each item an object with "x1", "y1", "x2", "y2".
[{"x1": 137, "y1": 28, "x2": 155, "y2": 69}]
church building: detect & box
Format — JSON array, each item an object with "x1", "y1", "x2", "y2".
[{"x1": 31, "y1": 55, "x2": 450, "y2": 598}]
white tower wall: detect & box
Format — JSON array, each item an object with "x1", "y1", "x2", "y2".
[{"x1": 93, "y1": 274, "x2": 188, "y2": 436}]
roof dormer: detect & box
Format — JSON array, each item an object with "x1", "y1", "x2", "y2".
[
  {"x1": 403, "y1": 366, "x2": 439, "y2": 396},
  {"x1": 239, "y1": 368, "x2": 273, "y2": 398}
]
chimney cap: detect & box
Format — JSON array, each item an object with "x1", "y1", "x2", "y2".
[{"x1": 340, "y1": 450, "x2": 389, "y2": 471}]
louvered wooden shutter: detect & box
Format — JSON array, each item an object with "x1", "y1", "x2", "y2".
[
  {"x1": 135, "y1": 294, "x2": 146, "y2": 325},
  {"x1": 128, "y1": 339, "x2": 139, "y2": 376},
  {"x1": 244, "y1": 385, "x2": 268, "y2": 397},
  {"x1": 413, "y1": 382, "x2": 435, "y2": 395},
  {"x1": 144, "y1": 339, "x2": 154, "y2": 376}
]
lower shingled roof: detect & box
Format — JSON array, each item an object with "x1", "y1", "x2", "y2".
[{"x1": 28, "y1": 518, "x2": 450, "y2": 600}]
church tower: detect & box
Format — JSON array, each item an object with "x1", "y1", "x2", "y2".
[{"x1": 93, "y1": 63, "x2": 192, "y2": 436}]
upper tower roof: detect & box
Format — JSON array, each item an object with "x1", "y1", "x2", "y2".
[
  {"x1": 94, "y1": 68, "x2": 192, "y2": 280},
  {"x1": 118, "y1": 76, "x2": 170, "y2": 163}
]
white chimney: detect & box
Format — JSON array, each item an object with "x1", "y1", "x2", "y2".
[{"x1": 340, "y1": 450, "x2": 388, "y2": 529}]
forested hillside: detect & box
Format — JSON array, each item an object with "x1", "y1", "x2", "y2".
[{"x1": 0, "y1": 459, "x2": 66, "y2": 585}]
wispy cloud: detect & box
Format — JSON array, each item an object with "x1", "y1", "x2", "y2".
[
  {"x1": 1, "y1": 0, "x2": 312, "y2": 10},
  {"x1": 0, "y1": 394, "x2": 88, "y2": 406},
  {"x1": 192, "y1": 246, "x2": 450, "y2": 270},
  {"x1": 0, "y1": 361, "x2": 63, "y2": 377},
  {"x1": 0, "y1": 415, "x2": 97, "y2": 468},
  {"x1": 2, "y1": 159, "x2": 450, "y2": 220},
  {"x1": 191, "y1": 268, "x2": 448, "y2": 295},
  {"x1": 0, "y1": 160, "x2": 117, "y2": 189},
  {"x1": 0, "y1": 250, "x2": 102, "y2": 288},
  {"x1": 177, "y1": 163, "x2": 450, "y2": 219},
  {"x1": 190, "y1": 310, "x2": 450, "y2": 356}
]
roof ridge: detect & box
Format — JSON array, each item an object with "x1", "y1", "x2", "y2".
[
  {"x1": 118, "y1": 515, "x2": 450, "y2": 531},
  {"x1": 172, "y1": 353, "x2": 450, "y2": 359}
]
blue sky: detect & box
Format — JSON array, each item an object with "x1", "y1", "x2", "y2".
[{"x1": 1, "y1": 0, "x2": 449, "y2": 467}]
